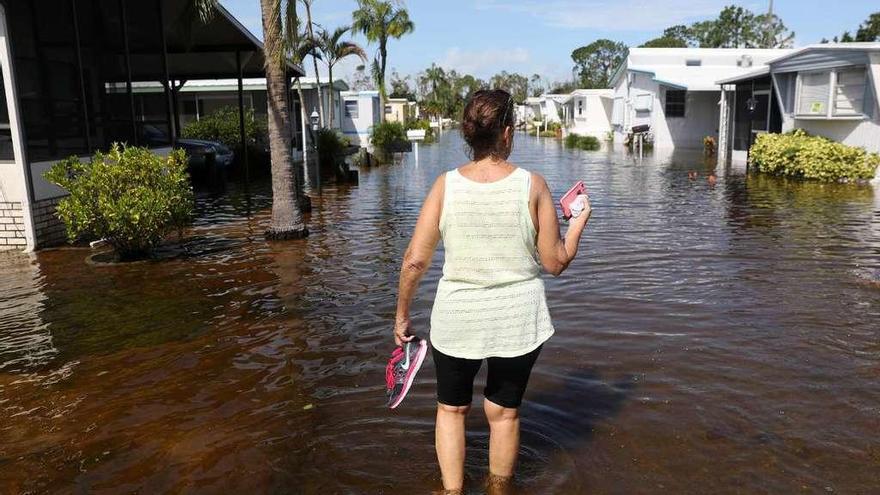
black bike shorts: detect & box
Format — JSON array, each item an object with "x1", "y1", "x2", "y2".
[{"x1": 432, "y1": 344, "x2": 542, "y2": 409}]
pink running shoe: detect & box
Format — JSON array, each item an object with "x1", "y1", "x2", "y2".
[{"x1": 385, "y1": 337, "x2": 428, "y2": 409}]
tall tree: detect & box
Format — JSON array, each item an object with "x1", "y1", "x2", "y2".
[
  {"x1": 192, "y1": 0, "x2": 306, "y2": 238},
  {"x1": 640, "y1": 35, "x2": 688, "y2": 48},
  {"x1": 352, "y1": 0, "x2": 415, "y2": 123},
  {"x1": 389, "y1": 70, "x2": 416, "y2": 100},
  {"x1": 489, "y1": 71, "x2": 528, "y2": 103},
  {"x1": 348, "y1": 64, "x2": 373, "y2": 90},
  {"x1": 856, "y1": 12, "x2": 880, "y2": 41},
  {"x1": 285, "y1": 17, "x2": 320, "y2": 164},
  {"x1": 261, "y1": 0, "x2": 308, "y2": 238},
  {"x1": 317, "y1": 26, "x2": 366, "y2": 127},
  {"x1": 301, "y1": 0, "x2": 324, "y2": 127},
  {"x1": 571, "y1": 39, "x2": 628, "y2": 89}
]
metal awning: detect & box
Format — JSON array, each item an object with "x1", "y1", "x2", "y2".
[{"x1": 102, "y1": 0, "x2": 304, "y2": 81}]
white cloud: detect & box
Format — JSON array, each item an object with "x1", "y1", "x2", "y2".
[
  {"x1": 438, "y1": 47, "x2": 533, "y2": 78},
  {"x1": 475, "y1": 0, "x2": 729, "y2": 30}
]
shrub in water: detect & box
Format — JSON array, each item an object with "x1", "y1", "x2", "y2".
[
  {"x1": 749, "y1": 129, "x2": 880, "y2": 181},
  {"x1": 370, "y1": 121, "x2": 408, "y2": 151},
  {"x1": 406, "y1": 119, "x2": 435, "y2": 142},
  {"x1": 182, "y1": 106, "x2": 267, "y2": 151},
  {"x1": 45, "y1": 144, "x2": 193, "y2": 260},
  {"x1": 316, "y1": 128, "x2": 351, "y2": 177},
  {"x1": 564, "y1": 134, "x2": 600, "y2": 151}
]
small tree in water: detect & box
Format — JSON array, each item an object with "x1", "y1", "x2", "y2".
[{"x1": 45, "y1": 144, "x2": 193, "y2": 260}]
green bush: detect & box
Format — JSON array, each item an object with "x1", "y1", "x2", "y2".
[
  {"x1": 750, "y1": 129, "x2": 880, "y2": 181},
  {"x1": 370, "y1": 121, "x2": 408, "y2": 151},
  {"x1": 181, "y1": 106, "x2": 267, "y2": 151},
  {"x1": 565, "y1": 133, "x2": 600, "y2": 151},
  {"x1": 539, "y1": 130, "x2": 558, "y2": 138},
  {"x1": 45, "y1": 144, "x2": 193, "y2": 260},
  {"x1": 605, "y1": 130, "x2": 614, "y2": 143},
  {"x1": 547, "y1": 121, "x2": 562, "y2": 132},
  {"x1": 316, "y1": 128, "x2": 350, "y2": 177}
]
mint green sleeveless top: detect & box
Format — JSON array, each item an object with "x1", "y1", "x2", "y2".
[{"x1": 430, "y1": 167, "x2": 554, "y2": 359}]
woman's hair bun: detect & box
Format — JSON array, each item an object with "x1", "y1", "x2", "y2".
[{"x1": 460, "y1": 89, "x2": 515, "y2": 160}]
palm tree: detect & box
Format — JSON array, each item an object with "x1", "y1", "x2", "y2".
[
  {"x1": 301, "y1": 0, "x2": 325, "y2": 127},
  {"x1": 260, "y1": 0, "x2": 308, "y2": 238},
  {"x1": 317, "y1": 26, "x2": 367, "y2": 128},
  {"x1": 285, "y1": 19, "x2": 321, "y2": 171},
  {"x1": 190, "y1": 0, "x2": 307, "y2": 239},
  {"x1": 351, "y1": 0, "x2": 414, "y2": 123}
]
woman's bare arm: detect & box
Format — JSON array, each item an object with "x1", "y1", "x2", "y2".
[
  {"x1": 533, "y1": 173, "x2": 591, "y2": 276},
  {"x1": 394, "y1": 174, "x2": 444, "y2": 345}
]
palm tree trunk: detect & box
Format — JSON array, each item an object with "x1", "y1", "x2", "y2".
[
  {"x1": 327, "y1": 65, "x2": 334, "y2": 128},
  {"x1": 260, "y1": 0, "x2": 307, "y2": 239},
  {"x1": 378, "y1": 43, "x2": 387, "y2": 123},
  {"x1": 303, "y1": 1, "x2": 325, "y2": 127},
  {"x1": 296, "y1": 78, "x2": 311, "y2": 189}
]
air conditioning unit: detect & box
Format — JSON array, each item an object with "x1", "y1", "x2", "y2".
[{"x1": 737, "y1": 55, "x2": 753, "y2": 68}]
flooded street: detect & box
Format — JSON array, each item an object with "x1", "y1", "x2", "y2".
[{"x1": 1, "y1": 131, "x2": 880, "y2": 494}]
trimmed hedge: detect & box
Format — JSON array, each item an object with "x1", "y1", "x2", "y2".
[
  {"x1": 564, "y1": 133, "x2": 600, "y2": 151},
  {"x1": 750, "y1": 129, "x2": 880, "y2": 181}
]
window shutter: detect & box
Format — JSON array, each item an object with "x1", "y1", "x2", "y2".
[
  {"x1": 797, "y1": 72, "x2": 830, "y2": 115},
  {"x1": 833, "y1": 67, "x2": 866, "y2": 116}
]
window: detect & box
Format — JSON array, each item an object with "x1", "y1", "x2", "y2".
[
  {"x1": 384, "y1": 105, "x2": 392, "y2": 114},
  {"x1": 0, "y1": 71, "x2": 13, "y2": 160},
  {"x1": 797, "y1": 71, "x2": 830, "y2": 116},
  {"x1": 797, "y1": 67, "x2": 868, "y2": 118},
  {"x1": 345, "y1": 100, "x2": 359, "y2": 118},
  {"x1": 665, "y1": 90, "x2": 686, "y2": 117},
  {"x1": 633, "y1": 93, "x2": 653, "y2": 112},
  {"x1": 611, "y1": 97, "x2": 624, "y2": 125},
  {"x1": 834, "y1": 67, "x2": 867, "y2": 116},
  {"x1": 685, "y1": 59, "x2": 702, "y2": 67},
  {"x1": 577, "y1": 99, "x2": 584, "y2": 116}
]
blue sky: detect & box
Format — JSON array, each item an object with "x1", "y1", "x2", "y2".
[{"x1": 221, "y1": 0, "x2": 878, "y2": 85}]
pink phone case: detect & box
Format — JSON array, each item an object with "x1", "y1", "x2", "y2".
[{"x1": 559, "y1": 181, "x2": 586, "y2": 219}]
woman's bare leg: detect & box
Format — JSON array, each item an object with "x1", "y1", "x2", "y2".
[
  {"x1": 436, "y1": 403, "x2": 470, "y2": 491},
  {"x1": 484, "y1": 398, "x2": 520, "y2": 478}
]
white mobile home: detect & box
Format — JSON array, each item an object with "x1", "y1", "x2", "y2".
[
  {"x1": 341, "y1": 90, "x2": 381, "y2": 147},
  {"x1": 610, "y1": 48, "x2": 791, "y2": 149},
  {"x1": 717, "y1": 43, "x2": 880, "y2": 165},
  {"x1": 568, "y1": 89, "x2": 614, "y2": 137}
]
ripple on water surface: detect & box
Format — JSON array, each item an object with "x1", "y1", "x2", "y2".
[{"x1": 1, "y1": 132, "x2": 880, "y2": 493}]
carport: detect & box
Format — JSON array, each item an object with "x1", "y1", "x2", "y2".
[{"x1": 0, "y1": 0, "x2": 304, "y2": 250}]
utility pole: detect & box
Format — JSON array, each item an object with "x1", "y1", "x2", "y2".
[{"x1": 765, "y1": 0, "x2": 774, "y2": 47}]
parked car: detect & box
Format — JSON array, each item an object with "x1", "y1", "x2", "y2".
[{"x1": 141, "y1": 125, "x2": 235, "y2": 168}]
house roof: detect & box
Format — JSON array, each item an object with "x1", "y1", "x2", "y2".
[
  {"x1": 610, "y1": 47, "x2": 793, "y2": 92},
  {"x1": 714, "y1": 43, "x2": 880, "y2": 85},
  {"x1": 571, "y1": 89, "x2": 614, "y2": 98},
  {"x1": 765, "y1": 42, "x2": 880, "y2": 65}
]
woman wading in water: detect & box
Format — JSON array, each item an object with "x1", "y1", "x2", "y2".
[{"x1": 394, "y1": 89, "x2": 591, "y2": 493}]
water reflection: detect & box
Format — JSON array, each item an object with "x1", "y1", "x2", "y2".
[{"x1": 1, "y1": 131, "x2": 879, "y2": 493}]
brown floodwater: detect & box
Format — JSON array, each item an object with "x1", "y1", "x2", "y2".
[{"x1": 1, "y1": 131, "x2": 879, "y2": 494}]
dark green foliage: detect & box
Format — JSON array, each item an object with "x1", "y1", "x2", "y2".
[
  {"x1": 316, "y1": 128, "x2": 350, "y2": 177},
  {"x1": 181, "y1": 106, "x2": 267, "y2": 151},
  {"x1": 44, "y1": 144, "x2": 193, "y2": 259},
  {"x1": 565, "y1": 134, "x2": 600, "y2": 151},
  {"x1": 370, "y1": 121, "x2": 408, "y2": 151},
  {"x1": 571, "y1": 39, "x2": 628, "y2": 89}
]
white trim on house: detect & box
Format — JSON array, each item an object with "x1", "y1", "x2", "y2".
[{"x1": 0, "y1": 4, "x2": 36, "y2": 250}]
